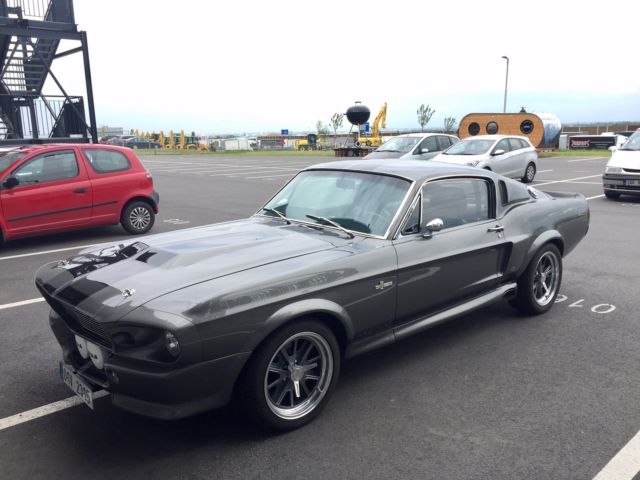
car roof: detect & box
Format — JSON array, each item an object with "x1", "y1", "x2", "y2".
[
  {"x1": 461, "y1": 134, "x2": 530, "y2": 142},
  {"x1": 0, "y1": 143, "x2": 133, "y2": 154},
  {"x1": 394, "y1": 133, "x2": 456, "y2": 138},
  {"x1": 306, "y1": 159, "x2": 494, "y2": 184}
]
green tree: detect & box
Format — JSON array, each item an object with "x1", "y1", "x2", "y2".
[
  {"x1": 443, "y1": 116, "x2": 456, "y2": 133},
  {"x1": 417, "y1": 104, "x2": 435, "y2": 132},
  {"x1": 316, "y1": 120, "x2": 330, "y2": 135},
  {"x1": 330, "y1": 113, "x2": 344, "y2": 146}
]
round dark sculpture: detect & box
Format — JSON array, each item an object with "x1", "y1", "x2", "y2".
[{"x1": 346, "y1": 103, "x2": 371, "y2": 125}]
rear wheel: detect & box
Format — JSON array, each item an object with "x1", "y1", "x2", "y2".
[
  {"x1": 604, "y1": 190, "x2": 620, "y2": 199},
  {"x1": 522, "y1": 162, "x2": 536, "y2": 183},
  {"x1": 239, "y1": 319, "x2": 340, "y2": 431},
  {"x1": 511, "y1": 244, "x2": 562, "y2": 315},
  {"x1": 121, "y1": 201, "x2": 155, "y2": 234}
]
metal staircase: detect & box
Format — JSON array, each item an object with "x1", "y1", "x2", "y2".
[{"x1": 0, "y1": 0, "x2": 97, "y2": 143}]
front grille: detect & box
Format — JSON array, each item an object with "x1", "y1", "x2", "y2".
[
  {"x1": 38, "y1": 285, "x2": 113, "y2": 350},
  {"x1": 623, "y1": 168, "x2": 640, "y2": 174}
]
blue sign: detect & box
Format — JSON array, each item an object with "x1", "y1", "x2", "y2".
[
  {"x1": 364, "y1": 123, "x2": 370, "y2": 132},
  {"x1": 281, "y1": 129, "x2": 289, "y2": 135}
]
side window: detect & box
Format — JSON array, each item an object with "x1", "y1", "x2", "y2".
[
  {"x1": 83, "y1": 149, "x2": 132, "y2": 173},
  {"x1": 416, "y1": 136, "x2": 439, "y2": 154},
  {"x1": 13, "y1": 150, "x2": 78, "y2": 185},
  {"x1": 422, "y1": 178, "x2": 491, "y2": 229},
  {"x1": 401, "y1": 197, "x2": 421, "y2": 235},
  {"x1": 499, "y1": 180, "x2": 509, "y2": 205},
  {"x1": 437, "y1": 136, "x2": 452, "y2": 151},
  {"x1": 494, "y1": 139, "x2": 510, "y2": 153},
  {"x1": 508, "y1": 138, "x2": 522, "y2": 151},
  {"x1": 519, "y1": 139, "x2": 529, "y2": 149}
]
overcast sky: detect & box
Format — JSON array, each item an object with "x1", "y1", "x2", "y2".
[{"x1": 47, "y1": 0, "x2": 640, "y2": 134}]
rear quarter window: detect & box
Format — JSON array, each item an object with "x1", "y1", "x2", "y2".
[{"x1": 83, "y1": 149, "x2": 131, "y2": 173}]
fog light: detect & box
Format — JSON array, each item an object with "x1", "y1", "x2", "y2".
[
  {"x1": 75, "y1": 335, "x2": 89, "y2": 359},
  {"x1": 164, "y1": 331, "x2": 180, "y2": 358}
]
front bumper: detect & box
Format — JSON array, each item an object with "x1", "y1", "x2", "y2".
[
  {"x1": 50, "y1": 310, "x2": 250, "y2": 420},
  {"x1": 603, "y1": 174, "x2": 640, "y2": 196}
]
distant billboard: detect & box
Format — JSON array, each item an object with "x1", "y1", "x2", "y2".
[{"x1": 569, "y1": 135, "x2": 616, "y2": 149}]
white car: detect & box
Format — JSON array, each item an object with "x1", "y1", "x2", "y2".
[
  {"x1": 603, "y1": 129, "x2": 640, "y2": 199},
  {"x1": 364, "y1": 133, "x2": 459, "y2": 161},
  {"x1": 433, "y1": 135, "x2": 538, "y2": 183}
]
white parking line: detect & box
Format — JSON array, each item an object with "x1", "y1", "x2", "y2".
[
  {"x1": 0, "y1": 391, "x2": 109, "y2": 431},
  {"x1": 0, "y1": 244, "x2": 95, "y2": 262},
  {"x1": 537, "y1": 169, "x2": 553, "y2": 173},
  {"x1": 247, "y1": 173, "x2": 298, "y2": 179},
  {"x1": 568, "y1": 157, "x2": 607, "y2": 163},
  {"x1": 592, "y1": 429, "x2": 640, "y2": 480},
  {"x1": 534, "y1": 174, "x2": 601, "y2": 187},
  {"x1": 209, "y1": 169, "x2": 300, "y2": 177},
  {"x1": 587, "y1": 194, "x2": 605, "y2": 200},
  {"x1": 0, "y1": 297, "x2": 44, "y2": 310}
]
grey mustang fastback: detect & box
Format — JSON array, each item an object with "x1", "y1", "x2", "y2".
[{"x1": 36, "y1": 160, "x2": 589, "y2": 430}]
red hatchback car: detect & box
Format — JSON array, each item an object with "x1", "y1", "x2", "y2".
[{"x1": 0, "y1": 144, "x2": 159, "y2": 245}]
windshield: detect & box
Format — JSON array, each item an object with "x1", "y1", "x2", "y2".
[
  {"x1": 621, "y1": 130, "x2": 640, "y2": 151},
  {"x1": 260, "y1": 170, "x2": 411, "y2": 237},
  {"x1": 376, "y1": 137, "x2": 420, "y2": 153},
  {"x1": 445, "y1": 139, "x2": 495, "y2": 155},
  {"x1": 0, "y1": 151, "x2": 26, "y2": 173}
]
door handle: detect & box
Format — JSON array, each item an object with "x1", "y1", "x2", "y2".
[
  {"x1": 73, "y1": 188, "x2": 87, "y2": 194},
  {"x1": 487, "y1": 225, "x2": 504, "y2": 233}
]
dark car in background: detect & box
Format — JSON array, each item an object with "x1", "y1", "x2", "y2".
[
  {"x1": 0, "y1": 144, "x2": 159, "y2": 244},
  {"x1": 124, "y1": 137, "x2": 162, "y2": 149},
  {"x1": 36, "y1": 160, "x2": 588, "y2": 431}
]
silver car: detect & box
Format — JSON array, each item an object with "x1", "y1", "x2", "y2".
[
  {"x1": 433, "y1": 135, "x2": 538, "y2": 183},
  {"x1": 364, "y1": 133, "x2": 459, "y2": 161}
]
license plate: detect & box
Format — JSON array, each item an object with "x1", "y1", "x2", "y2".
[
  {"x1": 624, "y1": 179, "x2": 640, "y2": 186},
  {"x1": 59, "y1": 362, "x2": 95, "y2": 409}
]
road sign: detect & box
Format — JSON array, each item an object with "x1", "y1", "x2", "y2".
[
  {"x1": 281, "y1": 129, "x2": 289, "y2": 135},
  {"x1": 364, "y1": 123, "x2": 370, "y2": 132}
]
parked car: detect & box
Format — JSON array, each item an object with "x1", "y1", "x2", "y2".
[
  {"x1": 37, "y1": 160, "x2": 588, "y2": 431},
  {"x1": 107, "y1": 135, "x2": 135, "y2": 146},
  {"x1": 433, "y1": 135, "x2": 538, "y2": 183},
  {"x1": 603, "y1": 128, "x2": 640, "y2": 199},
  {"x1": 364, "y1": 133, "x2": 459, "y2": 160},
  {"x1": 0, "y1": 144, "x2": 159, "y2": 245},
  {"x1": 124, "y1": 137, "x2": 162, "y2": 149}
]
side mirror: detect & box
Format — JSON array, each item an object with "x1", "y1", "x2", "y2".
[
  {"x1": 609, "y1": 146, "x2": 618, "y2": 153},
  {"x1": 2, "y1": 176, "x2": 19, "y2": 189},
  {"x1": 492, "y1": 149, "x2": 506, "y2": 156},
  {"x1": 422, "y1": 218, "x2": 444, "y2": 238}
]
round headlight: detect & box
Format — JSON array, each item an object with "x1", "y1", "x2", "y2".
[{"x1": 164, "y1": 331, "x2": 181, "y2": 358}]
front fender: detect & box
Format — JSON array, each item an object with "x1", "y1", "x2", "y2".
[{"x1": 260, "y1": 298, "x2": 354, "y2": 343}]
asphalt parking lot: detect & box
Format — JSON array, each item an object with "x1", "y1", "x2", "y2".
[{"x1": 1, "y1": 153, "x2": 639, "y2": 480}]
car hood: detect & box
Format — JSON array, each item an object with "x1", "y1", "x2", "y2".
[
  {"x1": 608, "y1": 150, "x2": 640, "y2": 169},
  {"x1": 35, "y1": 218, "x2": 345, "y2": 324},
  {"x1": 364, "y1": 150, "x2": 406, "y2": 159},
  {"x1": 433, "y1": 153, "x2": 486, "y2": 165}
]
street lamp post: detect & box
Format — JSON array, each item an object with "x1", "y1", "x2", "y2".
[{"x1": 501, "y1": 55, "x2": 509, "y2": 113}]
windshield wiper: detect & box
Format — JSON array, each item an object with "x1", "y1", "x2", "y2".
[
  {"x1": 261, "y1": 207, "x2": 291, "y2": 224},
  {"x1": 305, "y1": 214, "x2": 355, "y2": 238}
]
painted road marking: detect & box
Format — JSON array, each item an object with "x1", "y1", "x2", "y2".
[
  {"x1": 534, "y1": 174, "x2": 601, "y2": 187},
  {"x1": 0, "y1": 298, "x2": 45, "y2": 310},
  {"x1": 537, "y1": 169, "x2": 553, "y2": 173},
  {"x1": 592, "y1": 429, "x2": 640, "y2": 480},
  {"x1": 587, "y1": 194, "x2": 605, "y2": 200},
  {"x1": 247, "y1": 173, "x2": 298, "y2": 179},
  {"x1": 568, "y1": 157, "x2": 607, "y2": 163},
  {"x1": 0, "y1": 391, "x2": 109, "y2": 431},
  {"x1": 0, "y1": 244, "x2": 95, "y2": 262},
  {"x1": 209, "y1": 169, "x2": 300, "y2": 177}
]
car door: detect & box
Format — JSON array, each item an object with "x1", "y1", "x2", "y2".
[
  {"x1": 508, "y1": 138, "x2": 528, "y2": 176},
  {"x1": 392, "y1": 177, "x2": 508, "y2": 326},
  {"x1": 413, "y1": 136, "x2": 440, "y2": 160},
  {"x1": 489, "y1": 139, "x2": 514, "y2": 176},
  {"x1": 0, "y1": 149, "x2": 92, "y2": 236}
]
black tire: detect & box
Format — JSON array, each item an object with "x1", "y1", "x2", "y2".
[
  {"x1": 522, "y1": 162, "x2": 536, "y2": 183},
  {"x1": 511, "y1": 244, "x2": 562, "y2": 315},
  {"x1": 121, "y1": 201, "x2": 155, "y2": 235},
  {"x1": 604, "y1": 190, "x2": 620, "y2": 199},
  {"x1": 238, "y1": 319, "x2": 341, "y2": 431}
]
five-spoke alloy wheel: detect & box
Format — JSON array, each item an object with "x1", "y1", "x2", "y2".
[{"x1": 511, "y1": 243, "x2": 562, "y2": 315}]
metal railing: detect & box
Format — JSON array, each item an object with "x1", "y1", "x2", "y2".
[{"x1": 0, "y1": 0, "x2": 74, "y2": 22}]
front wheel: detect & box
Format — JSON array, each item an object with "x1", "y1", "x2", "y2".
[
  {"x1": 511, "y1": 244, "x2": 562, "y2": 315},
  {"x1": 121, "y1": 201, "x2": 155, "y2": 234},
  {"x1": 239, "y1": 319, "x2": 341, "y2": 431},
  {"x1": 522, "y1": 162, "x2": 536, "y2": 183}
]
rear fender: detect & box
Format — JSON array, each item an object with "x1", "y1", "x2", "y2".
[{"x1": 518, "y1": 230, "x2": 564, "y2": 275}]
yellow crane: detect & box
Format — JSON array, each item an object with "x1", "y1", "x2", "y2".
[{"x1": 357, "y1": 102, "x2": 387, "y2": 147}]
